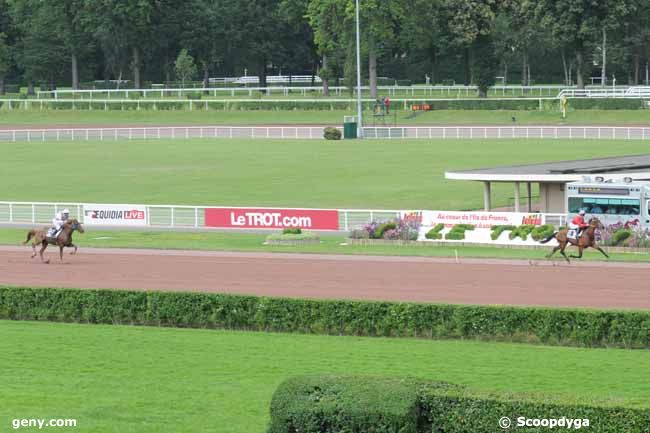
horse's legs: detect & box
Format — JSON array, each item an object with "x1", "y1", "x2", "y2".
[
  {"x1": 595, "y1": 246, "x2": 609, "y2": 258},
  {"x1": 59, "y1": 245, "x2": 64, "y2": 261},
  {"x1": 31, "y1": 243, "x2": 37, "y2": 258},
  {"x1": 546, "y1": 246, "x2": 560, "y2": 258},
  {"x1": 559, "y1": 246, "x2": 570, "y2": 263},
  {"x1": 570, "y1": 246, "x2": 584, "y2": 259},
  {"x1": 39, "y1": 242, "x2": 49, "y2": 264},
  {"x1": 69, "y1": 244, "x2": 77, "y2": 255}
]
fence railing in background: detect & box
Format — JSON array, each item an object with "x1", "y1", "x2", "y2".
[
  {"x1": 0, "y1": 201, "x2": 565, "y2": 231},
  {"x1": 557, "y1": 86, "x2": 650, "y2": 99},
  {"x1": 0, "y1": 126, "x2": 330, "y2": 142},
  {"x1": 362, "y1": 126, "x2": 650, "y2": 140},
  {"x1": 3, "y1": 125, "x2": 649, "y2": 142},
  {"x1": 34, "y1": 85, "x2": 578, "y2": 99}
]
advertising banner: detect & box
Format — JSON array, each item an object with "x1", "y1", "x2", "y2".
[
  {"x1": 204, "y1": 207, "x2": 339, "y2": 230},
  {"x1": 83, "y1": 204, "x2": 148, "y2": 226},
  {"x1": 420, "y1": 210, "x2": 544, "y2": 229}
]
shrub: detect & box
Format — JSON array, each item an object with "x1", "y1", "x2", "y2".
[
  {"x1": 508, "y1": 224, "x2": 535, "y2": 241},
  {"x1": 490, "y1": 225, "x2": 515, "y2": 240},
  {"x1": 2, "y1": 286, "x2": 649, "y2": 348},
  {"x1": 185, "y1": 92, "x2": 202, "y2": 100},
  {"x1": 568, "y1": 98, "x2": 645, "y2": 110},
  {"x1": 265, "y1": 232, "x2": 319, "y2": 243},
  {"x1": 425, "y1": 223, "x2": 445, "y2": 240},
  {"x1": 445, "y1": 224, "x2": 475, "y2": 240},
  {"x1": 282, "y1": 227, "x2": 302, "y2": 235},
  {"x1": 270, "y1": 376, "x2": 650, "y2": 433},
  {"x1": 612, "y1": 229, "x2": 632, "y2": 246},
  {"x1": 268, "y1": 375, "x2": 424, "y2": 433},
  {"x1": 323, "y1": 126, "x2": 342, "y2": 140},
  {"x1": 374, "y1": 222, "x2": 397, "y2": 239},
  {"x1": 531, "y1": 224, "x2": 555, "y2": 241}
]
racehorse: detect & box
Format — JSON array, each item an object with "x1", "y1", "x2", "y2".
[
  {"x1": 23, "y1": 219, "x2": 85, "y2": 264},
  {"x1": 539, "y1": 217, "x2": 609, "y2": 262}
]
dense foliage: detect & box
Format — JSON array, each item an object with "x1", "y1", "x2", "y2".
[
  {"x1": 2, "y1": 286, "x2": 649, "y2": 348},
  {"x1": 0, "y1": 0, "x2": 649, "y2": 95},
  {"x1": 269, "y1": 375, "x2": 650, "y2": 433}
]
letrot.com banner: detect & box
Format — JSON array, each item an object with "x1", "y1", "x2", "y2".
[
  {"x1": 83, "y1": 204, "x2": 148, "y2": 226},
  {"x1": 204, "y1": 208, "x2": 340, "y2": 230}
]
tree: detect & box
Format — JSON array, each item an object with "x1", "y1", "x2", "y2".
[
  {"x1": 307, "y1": 0, "x2": 347, "y2": 96},
  {"x1": 0, "y1": 33, "x2": 10, "y2": 94},
  {"x1": 174, "y1": 49, "x2": 196, "y2": 87}
]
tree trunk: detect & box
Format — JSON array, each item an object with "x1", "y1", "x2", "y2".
[
  {"x1": 561, "y1": 50, "x2": 568, "y2": 85},
  {"x1": 132, "y1": 47, "x2": 141, "y2": 89},
  {"x1": 430, "y1": 46, "x2": 437, "y2": 84},
  {"x1": 322, "y1": 54, "x2": 330, "y2": 97},
  {"x1": 503, "y1": 60, "x2": 508, "y2": 85},
  {"x1": 601, "y1": 29, "x2": 606, "y2": 86},
  {"x1": 27, "y1": 82, "x2": 35, "y2": 96},
  {"x1": 0, "y1": 76, "x2": 4, "y2": 95},
  {"x1": 203, "y1": 63, "x2": 209, "y2": 89},
  {"x1": 368, "y1": 44, "x2": 377, "y2": 99},
  {"x1": 116, "y1": 69, "x2": 122, "y2": 90},
  {"x1": 633, "y1": 53, "x2": 640, "y2": 85},
  {"x1": 463, "y1": 48, "x2": 470, "y2": 85},
  {"x1": 527, "y1": 61, "x2": 531, "y2": 86},
  {"x1": 575, "y1": 50, "x2": 584, "y2": 89},
  {"x1": 260, "y1": 60, "x2": 267, "y2": 88},
  {"x1": 522, "y1": 52, "x2": 527, "y2": 86},
  {"x1": 71, "y1": 52, "x2": 79, "y2": 90}
]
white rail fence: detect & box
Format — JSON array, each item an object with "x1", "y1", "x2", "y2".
[
  {"x1": 0, "y1": 201, "x2": 566, "y2": 231},
  {"x1": 35, "y1": 85, "x2": 575, "y2": 99},
  {"x1": 362, "y1": 126, "x2": 650, "y2": 140},
  {"x1": 2, "y1": 125, "x2": 650, "y2": 142},
  {"x1": 0, "y1": 126, "x2": 329, "y2": 141},
  {"x1": 558, "y1": 86, "x2": 650, "y2": 99},
  {"x1": 0, "y1": 202, "x2": 399, "y2": 231}
]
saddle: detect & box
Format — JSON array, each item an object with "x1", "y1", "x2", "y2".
[
  {"x1": 567, "y1": 229, "x2": 582, "y2": 241},
  {"x1": 46, "y1": 228, "x2": 60, "y2": 241}
]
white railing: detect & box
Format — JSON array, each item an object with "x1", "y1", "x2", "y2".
[
  {"x1": 362, "y1": 126, "x2": 650, "y2": 140},
  {"x1": 0, "y1": 201, "x2": 566, "y2": 231},
  {"x1": 557, "y1": 86, "x2": 650, "y2": 99},
  {"x1": 35, "y1": 85, "x2": 576, "y2": 99},
  {"x1": 0, "y1": 126, "x2": 331, "y2": 142}
]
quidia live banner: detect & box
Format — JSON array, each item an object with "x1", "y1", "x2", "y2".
[{"x1": 83, "y1": 204, "x2": 148, "y2": 226}]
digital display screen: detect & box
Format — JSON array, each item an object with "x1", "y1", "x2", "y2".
[{"x1": 578, "y1": 187, "x2": 630, "y2": 196}]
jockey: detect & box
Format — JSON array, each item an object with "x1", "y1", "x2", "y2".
[
  {"x1": 52, "y1": 209, "x2": 70, "y2": 235},
  {"x1": 569, "y1": 209, "x2": 589, "y2": 237}
]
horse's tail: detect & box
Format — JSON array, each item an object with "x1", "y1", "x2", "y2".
[
  {"x1": 23, "y1": 230, "x2": 36, "y2": 245},
  {"x1": 539, "y1": 232, "x2": 558, "y2": 244}
]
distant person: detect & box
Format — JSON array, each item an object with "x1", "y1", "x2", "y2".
[
  {"x1": 591, "y1": 204, "x2": 603, "y2": 214},
  {"x1": 384, "y1": 96, "x2": 390, "y2": 114}
]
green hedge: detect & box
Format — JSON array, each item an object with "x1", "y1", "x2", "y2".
[
  {"x1": 270, "y1": 376, "x2": 650, "y2": 433},
  {"x1": 425, "y1": 223, "x2": 445, "y2": 240},
  {"x1": 419, "y1": 99, "x2": 541, "y2": 110},
  {"x1": 1, "y1": 286, "x2": 649, "y2": 348},
  {"x1": 568, "y1": 98, "x2": 646, "y2": 110}
]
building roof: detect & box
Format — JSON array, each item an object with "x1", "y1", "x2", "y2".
[{"x1": 445, "y1": 154, "x2": 650, "y2": 182}]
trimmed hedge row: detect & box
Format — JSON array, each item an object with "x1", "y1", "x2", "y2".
[
  {"x1": 269, "y1": 376, "x2": 650, "y2": 433},
  {"x1": 1, "y1": 286, "x2": 649, "y2": 348}
]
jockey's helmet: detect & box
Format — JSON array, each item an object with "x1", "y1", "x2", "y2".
[
  {"x1": 579, "y1": 209, "x2": 586, "y2": 215},
  {"x1": 62, "y1": 208, "x2": 70, "y2": 216}
]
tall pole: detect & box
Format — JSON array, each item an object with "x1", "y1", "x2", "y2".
[{"x1": 355, "y1": 0, "x2": 363, "y2": 138}]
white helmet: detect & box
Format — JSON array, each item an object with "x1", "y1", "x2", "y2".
[
  {"x1": 62, "y1": 208, "x2": 70, "y2": 215},
  {"x1": 579, "y1": 209, "x2": 586, "y2": 215}
]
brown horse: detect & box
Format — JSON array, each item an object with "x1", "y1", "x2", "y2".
[
  {"x1": 23, "y1": 219, "x2": 85, "y2": 264},
  {"x1": 539, "y1": 217, "x2": 609, "y2": 262}
]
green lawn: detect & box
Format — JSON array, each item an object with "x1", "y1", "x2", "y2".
[
  {"x1": 0, "y1": 109, "x2": 648, "y2": 126},
  {"x1": 0, "y1": 320, "x2": 648, "y2": 433},
  {"x1": 2, "y1": 228, "x2": 648, "y2": 262},
  {"x1": 2, "y1": 137, "x2": 650, "y2": 210}
]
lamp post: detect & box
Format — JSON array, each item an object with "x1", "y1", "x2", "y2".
[{"x1": 355, "y1": 0, "x2": 363, "y2": 138}]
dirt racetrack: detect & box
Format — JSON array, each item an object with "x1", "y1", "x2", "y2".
[{"x1": 1, "y1": 246, "x2": 649, "y2": 310}]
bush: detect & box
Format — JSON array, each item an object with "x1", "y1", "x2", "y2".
[
  {"x1": 531, "y1": 224, "x2": 555, "y2": 241},
  {"x1": 265, "y1": 232, "x2": 320, "y2": 243},
  {"x1": 185, "y1": 92, "x2": 202, "y2": 100},
  {"x1": 282, "y1": 227, "x2": 302, "y2": 235},
  {"x1": 417, "y1": 99, "x2": 540, "y2": 110},
  {"x1": 425, "y1": 223, "x2": 445, "y2": 240},
  {"x1": 568, "y1": 98, "x2": 645, "y2": 110},
  {"x1": 612, "y1": 229, "x2": 632, "y2": 245},
  {"x1": 445, "y1": 224, "x2": 474, "y2": 240},
  {"x1": 374, "y1": 222, "x2": 397, "y2": 239},
  {"x1": 323, "y1": 127, "x2": 342, "y2": 140},
  {"x1": 1, "y1": 286, "x2": 649, "y2": 348},
  {"x1": 268, "y1": 375, "x2": 424, "y2": 433},
  {"x1": 509, "y1": 224, "x2": 535, "y2": 241},
  {"x1": 490, "y1": 225, "x2": 516, "y2": 240},
  {"x1": 270, "y1": 376, "x2": 650, "y2": 433}
]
